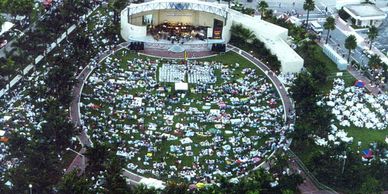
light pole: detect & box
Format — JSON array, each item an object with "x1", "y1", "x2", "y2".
[
  {"x1": 28, "y1": 184, "x2": 32, "y2": 194},
  {"x1": 341, "y1": 151, "x2": 347, "y2": 174},
  {"x1": 66, "y1": 148, "x2": 86, "y2": 173}
]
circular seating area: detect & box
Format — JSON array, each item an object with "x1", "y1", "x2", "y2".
[{"x1": 80, "y1": 50, "x2": 289, "y2": 183}]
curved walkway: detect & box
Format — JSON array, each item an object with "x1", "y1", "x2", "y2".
[{"x1": 67, "y1": 42, "x2": 130, "y2": 174}]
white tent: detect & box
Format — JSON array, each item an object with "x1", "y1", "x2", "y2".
[
  {"x1": 139, "y1": 178, "x2": 165, "y2": 190},
  {"x1": 175, "y1": 82, "x2": 188, "y2": 91},
  {"x1": 0, "y1": 130, "x2": 5, "y2": 136},
  {"x1": 0, "y1": 22, "x2": 14, "y2": 36}
]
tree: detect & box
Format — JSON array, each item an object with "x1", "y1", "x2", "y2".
[
  {"x1": 368, "y1": 54, "x2": 382, "y2": 82},
  {"x1": 0, "y1": 15, "x2": 5, "y2": 30},
  {"x1": 56, "y1": 171, "x2": 93, "y2": 194},
  {"x1": 257, "y1": 1, "x2": 268, "y2": 18},
  {"x1": 109, "y1": 0, "x2": 127, "y2": 24},
  {"x1": 368, "y1": 54, "x2": 382, "y2": 70},
  {"x1": 303, "y1": 0, "x2": 315, "y2": 28},
  {"x1": 367, "y1": 25, "x2": 378, "y2": 50},
  {"x1": 2, "y1": 0, "x2": 34, "y2": 19},
  {"x1": 311, "y1": 62, "x2": 329, "y2": 83},
  {"x1": 163, "y1": 182, "x2": 189, "y2": 194},
  {"x1": 290, "y1": 72, "x2": 319, "y2": 106},
  {"x1": 102, "y1": 156, "x2": 131, "y2": 194},
  {"x1": 132, "y1": 184, "x2": 157, "y2": 194},
  {"x1": 344, "y1": 35, "x2": 357, "y2": 63},
  {"x1": 0, "y1": 57, "x2": 16, "y2": 78},
  {"x1": 358, "y1": 176, "x2": 383, "y2": 194},
  {"x1": 84, "y1": 143, "x2": 110, "y2": 177},
  {"x1": 323, "y1": 16, "x2": 335, "y2": 44},
  {"x1": 230, "y1": 24, "x2": 256, "y2": 43}
]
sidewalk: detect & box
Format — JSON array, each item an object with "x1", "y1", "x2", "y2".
[
  {"x1": 347, "y1": 66, "x2": 383, "y2": 95},
  {"x1": 318, "y1": 18, "x2": 386, "y2": 95}
]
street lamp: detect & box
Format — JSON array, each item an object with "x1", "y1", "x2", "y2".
[
  {"x1": 341, "y1": 151, "x2": 347, "y2": 174},
  {"x1": 28, "y1": 184, "x2": 32, "y2": 194},
  {"x1": 66, "y1": 148, "x2": 86, "y2": 173}
]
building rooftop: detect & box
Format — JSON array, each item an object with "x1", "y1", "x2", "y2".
[{"x1": 344, "y1": 4, "x2": 386, "y2": 19}]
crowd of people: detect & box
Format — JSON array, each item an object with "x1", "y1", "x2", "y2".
[
  {"x1": 324, "y1": 78, "x2": 388, "y2": 130},
  {"x1": 0, "y1": 6, "x2": 120, "y2": 184},
  {"x1": 149, "y1": 22, "x2": 207, "y2": 44},
  {"x1": 81, "y1": 52, "x2": 290, "y2": 184}
]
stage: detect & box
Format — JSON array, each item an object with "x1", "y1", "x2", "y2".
[{"x1": 129, "y1": 35, "x2": 225, "y2": 52}]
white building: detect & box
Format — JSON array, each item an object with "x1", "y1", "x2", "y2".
[
  {"x1": 336, "y1": 0, "x2": 388, "y2": 9},
  {"x1": 120, "y1": 0, "x2": 304, "y2": 73},
  {"x1": 343, "y1": 4, "x2": 387, "y2": 27}
]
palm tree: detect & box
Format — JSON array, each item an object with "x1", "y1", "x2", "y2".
[
  {"x1": 303, "y1": 0, "x2": 315, "y2": 28},
  {"x1": 230, "y1": 24, "x2": 256, "y2": 43},
  {"x1": 257, "y1": 1, "x2": 268, "y2": 18},
  {"x1": 240, "y1": 27, "x2": 256, "y2": 42},
  {"x1": 368, "y1": 54, "x2": 382, "y2": 71},
  {"x1": 110, "y1": 0, "x2": 127, "y2": 24},
  {"x1": 367, "y1": 25, "x2": 378, "y2": 50},
  {"x1": 345, "y1": 35, "x2": 357, "y2": 63},
  {"x1": 323, "y1": 16, "x2": 335, "y2": 44}
]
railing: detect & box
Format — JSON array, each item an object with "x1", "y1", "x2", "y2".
[{"x1": 286, "y1": 149, "x2": 339, "y2": 194}]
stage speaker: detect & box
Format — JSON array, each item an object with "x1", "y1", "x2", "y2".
[
  {"x1": 211, "y1": 44, "x2": 226, "y2": 53},
  {"x1": 129, "y1": 42, "x2": 144, "y2": 51}
]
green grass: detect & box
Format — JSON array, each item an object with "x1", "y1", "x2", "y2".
[
  {"x1": 345, "y1": 126, "x2": 387, "y2": 149},
  {"x1": 303, "y1": 45, "x2": 356, "y2": 93},
  {"x1": 81, "y1": 51, "x2": 284, "y2": 182}
]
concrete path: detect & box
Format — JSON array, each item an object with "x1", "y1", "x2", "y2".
[{"x1": 67, "y1": 42, "x2": 132, "y2": 173}]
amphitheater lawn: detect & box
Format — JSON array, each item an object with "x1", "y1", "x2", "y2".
[{"x1": 81, "y1": 49, "x2": 284, "y2": 181}]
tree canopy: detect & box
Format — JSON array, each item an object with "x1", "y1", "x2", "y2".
[
  {"x1": 303, "y1": 0, "x2": 315, "y2": 27},
  {"x1": 344, "y1": 35, "x2": 357, "y2": 62},
  {"x1": 323, "y1": 16, "x2": 335, "y2": 44},
  {"x1": 367, "y1": 26, "x2": 378, "y2": 50}
]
